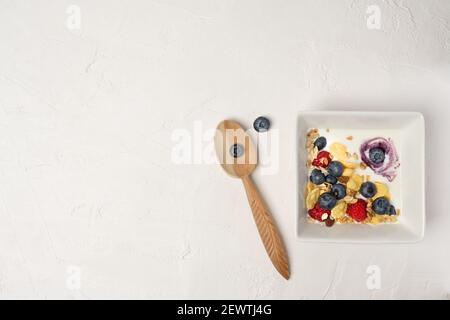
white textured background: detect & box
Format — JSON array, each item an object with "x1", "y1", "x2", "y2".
[{"x1": 0, "y1": 0, "x2": 449, "y2": 299}]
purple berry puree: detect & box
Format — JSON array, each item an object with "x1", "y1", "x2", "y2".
[{"x1": 360, "y1": 137, "x2": 399, "y2": 181}]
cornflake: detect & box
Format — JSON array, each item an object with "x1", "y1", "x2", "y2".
[
  {"x1": 331, "y1": 201, "x2": 347, "y2": 219},
  {"x1": 306, "y1": 188, "x2": 320, "y2": 210}
]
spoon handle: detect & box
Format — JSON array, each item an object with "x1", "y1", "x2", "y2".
[{"x1": 241, "y1": 175, "x2": 290, "y2": 280}]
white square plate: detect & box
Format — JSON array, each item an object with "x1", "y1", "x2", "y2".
[{"x1": 296, "y1": 111, "x2": 425, "y2": 243}]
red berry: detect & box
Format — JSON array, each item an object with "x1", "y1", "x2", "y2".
[
  {"x1": 346, "y1": 199, "x2": 368, "y2": 222},
  {"x1": 312, "y1": 151, "x2": 332, "y2": 168},
  {"x1": 308, "y1": 203, "x2": 331, "y2": 221}
]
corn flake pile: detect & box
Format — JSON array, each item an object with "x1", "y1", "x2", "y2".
[{"x1": 304, "y1": 129, "x2": 400, "y2": 227}]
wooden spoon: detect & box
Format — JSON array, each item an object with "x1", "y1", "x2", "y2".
[{"x1": 214, "y1": 120, "x2": 290, "y2": 280}]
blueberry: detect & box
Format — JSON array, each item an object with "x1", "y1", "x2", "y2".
[
  {"x1": 387, "y1": 205, "x2": 396, "y2": 216},
  {"x1": 229, "y1": 143, "x2": 244, "y2": 158},
  {"x1": 331, "y1": 184, "x2": 346, "y2": 200},
  {"x1": 327, "y1": 161, "x2": 343, "y2": 177},
  {"x1": 310, "y1": 169, "x2": 325, "y2": 185},
  {"x1": 313, "y1": 136, "x2": 327, "y2": 151},
  {"x1": 318, "y1": 192, "x2": 337, "y2": 210},
  {"x1": 359, "y1": 181, "x2": 377, "y2": 198},
  {"x1": 372, "y1": 197, "x2": 390, "y2": 214},
  {"x1": 325, "y1": 175, "x2": 338, "y2": 184},
  {"x1": 253, "y1": 116, "x2": 270, "y2": 132},
  {"x1": 369, "y1": 147, "x2": 385, "y2": 164}
]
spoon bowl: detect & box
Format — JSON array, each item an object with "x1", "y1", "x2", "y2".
[{"x1": 214, "y1": 120, "x2": 257, "y2": 178}]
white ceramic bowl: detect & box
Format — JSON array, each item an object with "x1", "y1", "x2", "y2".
[{"x1": 296, "y1": 111, "x2": 425, "y2": 243}]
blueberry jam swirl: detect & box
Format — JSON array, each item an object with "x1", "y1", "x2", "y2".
[{"x1": 360, "y1": 137, "x2": 399, "y2": 182}]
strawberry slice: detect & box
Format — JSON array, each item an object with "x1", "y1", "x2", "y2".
[
  {"x1": 308, "y1": 203, "x2": 331, "y2": 221},
  {"x1": 312, "y1": 151, "x2": 332, "y2": 168}
]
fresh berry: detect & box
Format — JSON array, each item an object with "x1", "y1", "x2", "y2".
[
  {"x1": 387, "y1": 205, "x2": 396, "y2": 216},
  {"x1": 331, "y1": 184, "x2": 346, "y2": 200},
  {"x1": 310, "y1": 169, "x2": 325, "y2": 185},
  {"x1": 313, "y1": 136, "x2": 327, "y2": 151},
  {"x1": 253, "y1": 116, "x2": 270, "y2": 132},
  {"x1": 325, "y1": 175, "x2": 338, "y2": 184},
  {"x1": 327, "y1": 161, "x2": 344, "y2": 177},
  {"x1": 369, "y1": 147, "x2": 385, "y2": 164},
  {"x1": 318, "y1": 192, "x2": 337, "y2": 210},
  {"x1": 230, "y1": 143, "x2": 244, "y2": 158},
  {"x1": 308, "y1": 203, "x2": 330, "y2": 221},
  {"x1": 346, "y1": 199, "x2": 368, "y2": 222},
  {"x1": 312, "y1": 151, "x2": 332, "y2": 168},
  {"x1": 372, "y1": 197, "x2": 390, "y2": 214},
  {"x1": 359, "y1": 181, "x2": 377, "y2": 198}
]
